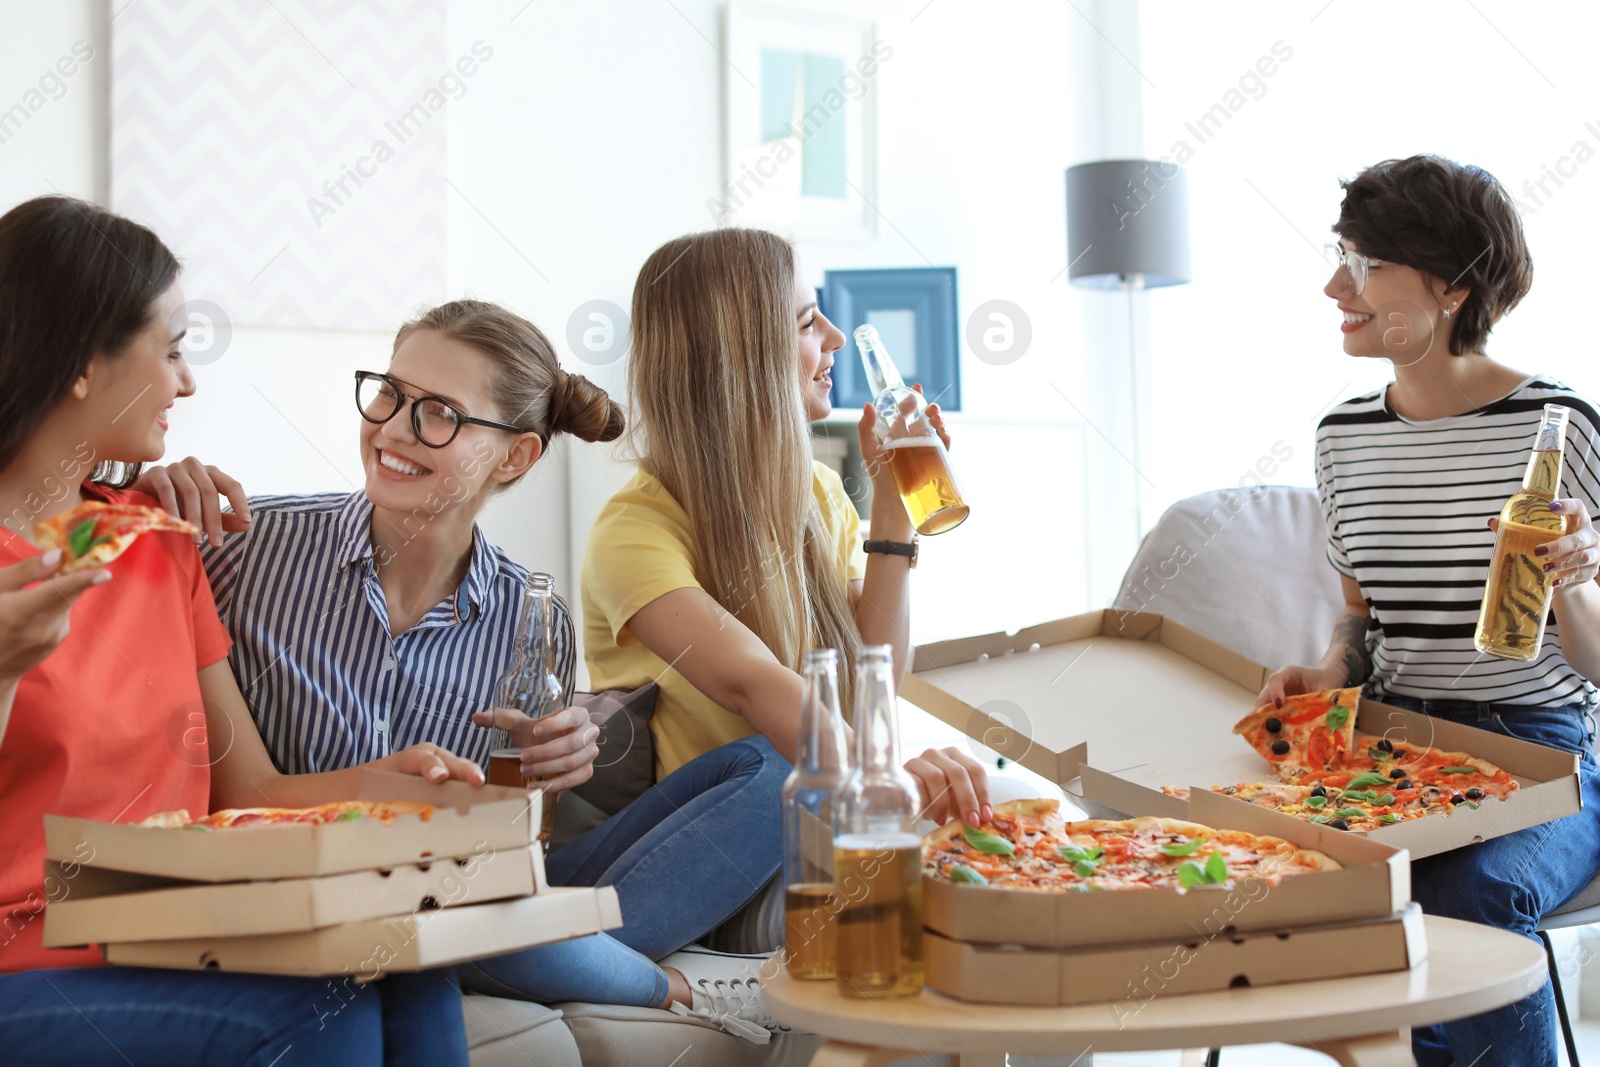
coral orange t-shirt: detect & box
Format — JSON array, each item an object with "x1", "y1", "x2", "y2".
[{"x1": 0, "y1": 483, "x2": 232, "y2": 973}]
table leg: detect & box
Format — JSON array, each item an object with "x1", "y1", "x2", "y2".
[{"x1": 1298, "y1": 1031, "x2": 1414, "y2": 1067}]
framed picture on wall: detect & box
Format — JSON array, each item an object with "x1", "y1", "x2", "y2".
[
  {"x1": 822, "y1": 267, "x2": 960, "y2": 413},
  {"x1": 719, "y1": 5, "x2": 883, "y2": 241}
]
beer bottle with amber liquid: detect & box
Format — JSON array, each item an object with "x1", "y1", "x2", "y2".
[
  {"x1": 487, "y1": 573, "x2": 566, "y2": 842},
  {"x1": 831, "y1": 645, "x2": 924, "y2": 998},
  {"x1": 1475, "y1": 404, "x2": 1571, "y2": 660},
  {"x1": 855, "y1": 324, "x2": 970, "y2": 535},
  {"x1": 780, "y1": 649, "x2": 850, "y2": 979}
]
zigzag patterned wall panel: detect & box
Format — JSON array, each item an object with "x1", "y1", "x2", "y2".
[{"x1": 112, "y1": 0, "x2": 449, "y2": 330}]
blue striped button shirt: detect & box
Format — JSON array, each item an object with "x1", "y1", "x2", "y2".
[{"x1": 200, "y1": 492, "x2": 576, "y2": 774}]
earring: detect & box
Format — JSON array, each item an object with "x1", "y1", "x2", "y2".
[{"x1": 1442, "y1": 302, "x2": 1456, "y2": 320}]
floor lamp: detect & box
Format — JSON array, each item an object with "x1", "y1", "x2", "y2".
[{"x1": 1065, "y1": 159, "x2": 1192, "y2": 536}]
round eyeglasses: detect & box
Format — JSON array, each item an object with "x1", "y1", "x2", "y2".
[
  {"x1": 355, "y1": 371, "x2": 530, "y2": 449},
  {"x1": 1325, "y1": 244, "x2": 1385, "y2": 295}
]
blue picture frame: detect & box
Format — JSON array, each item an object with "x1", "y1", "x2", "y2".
[{"x1": 821, "y1": 267, "x2": 960, "y2": 413}]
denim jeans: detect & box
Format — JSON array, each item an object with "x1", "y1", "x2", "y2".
[
  {"x1": 0, "y1": 964, "x2": 467, "y2": 1067},
  {"x1": 458, "y1": 733, "x2": 788, "y2": 1006},
  {"x1": 1375, "y1": 693, "x2": 1600, "y2": 1067}
]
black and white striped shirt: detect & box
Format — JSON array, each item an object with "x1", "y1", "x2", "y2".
[
  {"x1": 200, "y1": 492, "x2": 575, "y2": 774},
  {"x1": 1316, "y1": 377, "x2": 1600, "y2": 708}
]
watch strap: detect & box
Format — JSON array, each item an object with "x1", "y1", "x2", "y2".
[{"x1": 863, "y1": 539, "x2": 917, "y2": 559}]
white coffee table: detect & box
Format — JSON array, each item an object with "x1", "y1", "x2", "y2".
[{"x1": 762, "y1": 915, "x2": 1548, "y2": 1066}]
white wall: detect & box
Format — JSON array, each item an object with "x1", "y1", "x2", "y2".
[{"x1": 3, "y1": 0, "x2": 1147, "y2": 685}]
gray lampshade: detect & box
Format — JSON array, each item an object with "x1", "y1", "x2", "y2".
[{"x1": 1066, "y1": 160, "x2": 1192, "y2": 289}]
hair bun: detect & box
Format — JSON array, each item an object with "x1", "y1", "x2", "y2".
[{"x1": 551, "y1": 370, "x2": 625, "y2": 443}]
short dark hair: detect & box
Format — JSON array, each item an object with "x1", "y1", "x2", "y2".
[
  {"x1": 1334, "y1": 155, "x2": 1532, "y2": 356},
  {"x1": 0, "y1": 196, "x2": 181, "y2": 485}
]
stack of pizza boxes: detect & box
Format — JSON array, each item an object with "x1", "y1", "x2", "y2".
[
  {"x1": 904, "y1": 610, "x2": 1581, "y2": 1007},
  {"x1": 40, "y1": 770, "x2": 622, "y2": 977}
]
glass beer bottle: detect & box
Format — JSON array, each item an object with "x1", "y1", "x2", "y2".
[
  {"x1": 1475, "y1": 404, "x2": 1571, "y2": 661},
  {"x1": 782, "y1": 649, "x2": 850, "y2": 980},
  {"x1": 831, "y1": 645, "x2": 924, "y2": 999},
  {"x1": 487, "y1": 572, "x2": 566, "y2": 841},
  {"x1": 855, "y1": 324, "x2": 970, "y2": 536}
]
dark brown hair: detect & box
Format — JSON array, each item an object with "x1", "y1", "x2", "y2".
[
  {"x1": 392, "y1": 300, "x2": 623, "y2": 487},
  {"x1": 0, "y1": 196, "x2": 181, "y2": 485},
  {"x1": 1335, "y1": 155, "x2": 1532, "y2": 356}
]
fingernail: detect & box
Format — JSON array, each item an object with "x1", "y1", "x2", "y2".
[
  {"x1": 92, "y1": 571, "x2": 113, "y2": 585},
  {"x1": 1545, "y1": 562, "x2": 1555, "y2": 571},
  {"x1": 967, "y1": 811, "x2": 980, "y2": 826},
  {"x1": 1551, "y1": 501, "x2": 1564, "y2": 511},
  {"x1": 981, "y1": 804, "x2": 992, "y2": 822},
  {"x1": 1274, "y1": 696, "x2": 1284, "y2": 708},
  {"x1": 40, "y1": 549, "x2": 60, "y2": 569},
  {"x1": 1536, "y1": 545, "x2": 1549, "y2": 557}
]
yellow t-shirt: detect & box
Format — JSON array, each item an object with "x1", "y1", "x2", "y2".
[{"x1": 582, "y1": 461, "x2": 868, "y2": 778}]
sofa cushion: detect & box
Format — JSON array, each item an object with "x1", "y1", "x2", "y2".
[
  {"x1": 462, "y1": 993, "x2": 581, "y2": 1067},
  {"x1": 566, "y1": 684, "x2": 659, "y2": 816},
  {"x1": 558, "y1": 1001, "x2": 824, "y2": 1067}
]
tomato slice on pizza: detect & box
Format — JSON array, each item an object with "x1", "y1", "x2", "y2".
[
  {"x1": 1232, "y1": 687, "x2": 1360, "y2": 779},
  {"x1": 35, "y1": 501, "x2": 201, "y2": 574}
]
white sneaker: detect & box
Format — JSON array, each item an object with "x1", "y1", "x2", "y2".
[{"x1": 660, "y1": 945, "x2": 786, "y2": 1044}]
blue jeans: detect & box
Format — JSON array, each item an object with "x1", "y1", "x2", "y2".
[
  {"x1": 0, "y1": 964, "x2": 466, "y2": 1067},
  {"x1": 458, "y1": 734, "x2": 788, "y2": 1005},
  {"x1": 1376, "y1": 694, "x2": 1600, "y2": 1067}
]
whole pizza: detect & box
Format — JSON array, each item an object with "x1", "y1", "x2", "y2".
[
  {"x1": 1166, "y1": 688, "x2": 1519, "y2": 832},
  {"x1": 139, "y1": 800, "x2": 436, "y2": 830},
  {"x1": 922, "y1": 798, "x2": 1338, "y2": 892}
]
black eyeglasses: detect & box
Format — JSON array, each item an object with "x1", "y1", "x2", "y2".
[{"x1": 355, "y1": 371, "x2": 530, "y2": 448}]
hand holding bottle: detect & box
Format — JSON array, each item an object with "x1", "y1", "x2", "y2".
[
  {"x1": 1487, "y1": 498, "x2": 1600, "y2": 591},
  {"x1": 471, "y1": 704, "x2": 599, "y2": 793}
]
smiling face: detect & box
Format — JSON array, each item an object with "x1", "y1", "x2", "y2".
[
  {"x1": 360, "y1": 328, "x2": 540, "y2": 519},
  {"x1": 1324, "y1": 239, "x2": 1458, "y2": 366},
  {"x1": 73, "y1": 282, "x2": 194, "y2": 464},
  {"x1": 795, "y1": 266, "x2": 845, "y2": 422}
]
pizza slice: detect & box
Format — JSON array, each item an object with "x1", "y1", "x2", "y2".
[
  {"x1": 35, "y1": 500, "x2": 201, "y2": 574},
  {"x1": 1232, "y1": 687, "x2": 1361, "y2": 780}
]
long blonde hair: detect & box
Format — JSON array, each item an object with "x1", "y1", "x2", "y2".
[{"x1": 628, "y1": 228, "x2": 862, "y2": 711}]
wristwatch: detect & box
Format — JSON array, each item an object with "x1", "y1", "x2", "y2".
[{"x1": 863, "y1": 536, "x2": 919, "y2": 569}]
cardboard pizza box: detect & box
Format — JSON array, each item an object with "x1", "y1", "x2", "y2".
[
  {"x1": 43, "y1": 770, "x2": 540, "y2": 882},
  {"x1": 922, "y1": 788, "x2": 1408, "y2": 949},
  {"x1": 102, "y1": 886, "x2": 622, "y2": 978},
  {"x1": 900, "y1": 610, "x2": 1581, "y2": 859},
  {"x1": 43, "y1": 843, "x2": 545, "y2": 948},
  {"x1": 924, "y1": 903, "x2": 1426, "y2": 1008}
]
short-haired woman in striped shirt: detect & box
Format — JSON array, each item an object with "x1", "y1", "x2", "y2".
[
  {"x1": 140, "y1": 300, "x2": 793, "y2": 1037},
  {"x1": 1258, "y1": 155, "x2": 1600, "y2": 1067}
]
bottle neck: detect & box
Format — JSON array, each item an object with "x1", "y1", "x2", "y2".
[
  {"x1": 1523, "y1": 412, "x2": 1568, "y2": 498},
  {"x1": 798, "y1": 663, "x2": 848, "y2": 773},
  {"x1": 859, "y1": 337, "x2": 907, "y2": 397},
  {"x1": 852, "y1": 664, "x2": 901, "y2": 772}
]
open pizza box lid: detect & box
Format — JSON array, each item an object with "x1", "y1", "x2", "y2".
[
  {"x1": 900, "y1": 610, "x2": 1581, "y2": 860},
  {"x1": 102, "y1": 886, "x2": 622, "y2": 978},
  {"x1": 43, "y1": 844, "x2": 546, "y2": 948},
  {"x1": 43, "y1": 769, "x2": 540, "y2": 882},
  {"x1": 925, "y1": 902, "x2": 1427, "y2": 1007},
  {"x1": 923, "y1": 788, "x2": 1408, "y2": 949}
]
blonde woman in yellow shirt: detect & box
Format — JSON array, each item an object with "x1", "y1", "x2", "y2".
[{"x1": 564, "y1": 229, "x2": 989, "y2": 955}]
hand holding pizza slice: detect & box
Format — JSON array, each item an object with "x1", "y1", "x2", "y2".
[
  {"x1": 1232, "y1": 686, "x2": 1360, "y2": 779},
  {"x1": 34, "y1": 501, "x2": 201, "y2": 575}
]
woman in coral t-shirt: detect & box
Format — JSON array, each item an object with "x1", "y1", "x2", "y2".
[{"x1": 0, "y1": 197, "x2": 475, "y2": 1066}]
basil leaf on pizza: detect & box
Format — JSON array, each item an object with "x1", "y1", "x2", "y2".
[
  {"x1": 1326, "y1": 705, "x2": 1350, "y2": 731},
  {"x1": 949, "y1": 864, "x2": 988, "y2": 885},
  {"x1": 1158, "y1": 837, "x2": 1203, "y2": 857},
  {"x1": 962, "y1": 824, "x2": 1015, "y2": 855}
]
